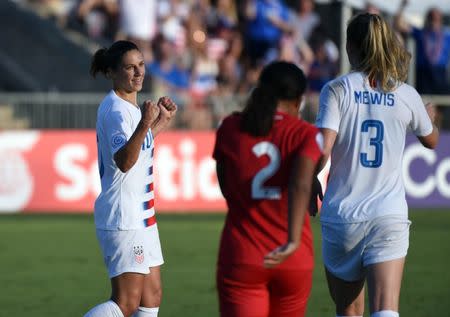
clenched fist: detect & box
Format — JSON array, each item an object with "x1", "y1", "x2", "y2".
[
  {"x1": 158, "y1": 96, "x2": 177, "y2": 113},
  {"x1": 141, "y1": 100, "x2": 160, "y2": 128},
  {"x1": 151, "y1": 96, "x2": 178, "y2": 136}
]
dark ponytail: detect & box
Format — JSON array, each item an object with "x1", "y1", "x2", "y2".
[
  {"x1": 241, "y1": 61, "x2": 307, "y2": 136},
  {"x1": 90, "y1": 48, "x2": 108, "y2": 77},
  {"x1": 241, "y1": 85, "x2": 278, "y2": 136},
  {"x1": 90, "y1": 40, "x2": 140, "y2": 78}
]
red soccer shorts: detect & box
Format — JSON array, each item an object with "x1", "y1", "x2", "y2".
[{"x1": 217, "y1": 264, "x2": 313, "y2": 317}]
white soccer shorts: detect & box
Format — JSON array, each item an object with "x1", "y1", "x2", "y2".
[
  {"x1": 96, "y1": 224, "x2": 164, "y2": 278},
  {"x1": 321, "y1": 216, "x2": 411, "y2": 281}
]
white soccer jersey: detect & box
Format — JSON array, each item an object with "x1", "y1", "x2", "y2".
[
  {"x1": 316, "y1": 72, "x2": 433, "y2": 223},
  {"x1": 95, "y1": 90, "x2": 156, "y2": 230}
]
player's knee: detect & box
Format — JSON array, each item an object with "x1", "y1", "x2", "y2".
[
  {"x1": 143, "y1": 286, "x2": 162, "y2": 307},
  {"x1": 115, "y1": 293, "x2": 141, "y2": 317},
  {"x1": 371, "y1": 310, "x2": 399, "y2": 317},
  {"x1": 117, "y1": 300, "x2": 140, "y2": 317},
  {"x1": 153, "y1": 287, "x2": 162, "y2": 306},
  {"x1": 150, "y1": 287, "x2": 162, "y2": 306}
]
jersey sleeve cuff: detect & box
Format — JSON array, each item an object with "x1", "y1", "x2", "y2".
[
  {"x1": 316, "y1": 122, "x2": 339, "y2": 133},
  {"x1": 415, "y1": 124, "x2": 434, "y2": 137}
]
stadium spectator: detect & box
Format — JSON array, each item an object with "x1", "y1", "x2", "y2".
[
  {"x1": 190, "y1": 41, "x2": 220, "y2": 99},
  {"x1": 236, "y1": 61, "x2": 264, "y2": 94},
  {"x1": 84, "y1": 40, "x2": 177, "y2": 317},
  {"x1": 213, "y1": 61, "x2": 322, "y2": 317},
  {"x1": 307, "y1": 25, "x2": 339, "y2": 92},
  {"x1": 364, "y1": 0, "x2": 407, "y2": 47},
  {"x1": 395, "y1": 3, "x2": 450, "y2": 94},
  {"x1": 146, "y1": 33, "x2": 190, "y2": 108},
  {"x1": 206, "y1": 0, "x2": 239, "y2": 37},
  {"x1": 364, "y1": 1, "x2": 381, "y2": 15},
  {"x1": 216, "y1": 29, "x2": 243, "y2": 93},
  {"x1": 278, "y1": 29, "x2": 314, "y2": 74},
  {"x1": 208, "y1": 24, "x2": 244, "y2": 125},
  {"x1": 206, "y1": 0, "x2": 243, "y2": 96},
  {"x1": 315, "y1": 13, "x2": 439, "y2": 317},
  {"x1": 159, "y1": 10, "x2": 188, "y2": 58},
  {"x1": 156, "y1": 0, "x2": 190, "y2": 63},
  {"x1": 157, "y1": 0, "x2": 190, "y2": 23},
  {"x1": 25, "y1": 0, "x2": 76, "y2": 25},
  {"x1": 289, "y1": 0, "x2": 320, "y2": 41},
  {"x1": 73, "y1": 0, "x2": 118, "y2": 40},
  {"x1": 116, "y1": 0, "x2": 158, "y2": 63},
  {"x1": 243, "y1": 0, "x2": 293, "y2": 65}
]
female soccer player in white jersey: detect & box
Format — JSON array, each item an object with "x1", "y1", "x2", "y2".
[
  {"x1": 84, "y1": 41, "x2": 177, "y2": 317},
  {"x1": 315, "y1": 13, "x2": 439, "y2": 317}
]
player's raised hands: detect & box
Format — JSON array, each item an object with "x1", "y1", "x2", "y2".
[
  {"x1": 157, "y1": 96, "x2": 177, "y2": 122},
  {"x1": 158, "y1": 96, "x2": 177, "y2": 113},
  {"x1": 263, "y1": 241, "x2": 298, "y2": 268},
  {"x1": 151, "y1": 96, "x2": 178, "y2": 137},
  {"x1": 141, "y1": 100, "x2": 160, "y2": 128}
]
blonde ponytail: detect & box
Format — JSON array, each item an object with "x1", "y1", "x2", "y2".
[{"x1": 347, "y1": 13, "x2": 411, "y2": 92}]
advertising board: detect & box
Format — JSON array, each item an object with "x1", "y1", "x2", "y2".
[{"x1": 0, "y1": 131, "x2": 448, "y2": 213}]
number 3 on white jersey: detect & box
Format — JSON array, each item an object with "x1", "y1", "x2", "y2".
[
  {"x1": 251, "y1": 142, "x2": 281, "y2": 199},
  {"x1": 360, "y1": 119, "x2": 384, "y2": 168}
]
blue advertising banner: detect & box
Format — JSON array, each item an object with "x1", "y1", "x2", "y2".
[{"x1": 404, "y1": 133, "x2": 450, "y2": 207}]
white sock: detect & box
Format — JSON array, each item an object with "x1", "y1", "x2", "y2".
[
  {"x1": 84, "y1": 300, "x2": 124, "y2": 317},
  {"x1": 371, "y1": 310, "x2": 399, "y2": 317},
  {"x1": 132, "y1": 306, "x2": 159, "y2": 317}
]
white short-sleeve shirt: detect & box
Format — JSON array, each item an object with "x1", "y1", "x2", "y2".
[
  {"x1": 119, "y1": 0, "x2": 157, "y2": 41},
  {"x1": 95, "y1": 90, "x2": 155, "y2": 230},
  {"x1": 316, "y1": 72, "x2": 433, "y2": 223}
]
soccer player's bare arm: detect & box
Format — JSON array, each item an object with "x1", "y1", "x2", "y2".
[
  {"x1": 263, "y1": 155, "x2": 317, "y2": 268},
  {"x1": 417, "y1": 103, "x2": 439, "y2": 149},
  {"x1": 317, "y1": 127, "x2": 337, "y2": 172},
  {"x1": 114, "y1": 100, "x2": 159, "y2": 172},
  {"x1": 418, "y1": 126, "x2": 439, "y2": 149}
]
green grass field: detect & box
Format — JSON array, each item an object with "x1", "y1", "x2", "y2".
[{"x1": 1, "y1": 210, "x2": 449, "y2": 316}]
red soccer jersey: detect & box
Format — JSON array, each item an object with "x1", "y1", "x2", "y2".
[{"x1": 213, "y1": 111, "x2": 322, "y2": 270}]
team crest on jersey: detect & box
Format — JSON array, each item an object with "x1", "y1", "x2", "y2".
[
  {"x1": 133, "y1": 245, "x2": 145, "y2": 264},
  {"x1": 111, "y1": 133, "x2": 126, "y2": 149}
]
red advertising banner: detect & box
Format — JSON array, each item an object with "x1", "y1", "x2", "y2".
[
  {"x1": 0, "y1": 131, "x2": 225, "y2": 213},
  {"x1": 152, "y1": 132, "x2": 225, "y2": 212}
]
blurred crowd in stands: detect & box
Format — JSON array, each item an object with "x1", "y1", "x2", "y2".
[{"x1": 11, "y1": 0, "x2": 450, "y2": 129}]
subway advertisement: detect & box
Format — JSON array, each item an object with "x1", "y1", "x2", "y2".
[{"x1": 0, "y1": 131, "x2": 448, "y2": 213}]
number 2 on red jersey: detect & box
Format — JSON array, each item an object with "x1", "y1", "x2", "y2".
[{"x1": 251, "y1": 141, "x2": 281, "y2": 200}]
